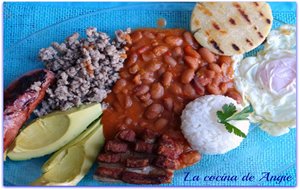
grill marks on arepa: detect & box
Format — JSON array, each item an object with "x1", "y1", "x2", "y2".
[
  {"x1": 229, "y1": 18, "x2": 237, "y2": 25},
  {"x1": 196, "y1": 3, "x2": 213, "y2": 16},
  {"x1": 233, "y1": 3, "x2": 252, "y2": 24},
  {"x1": 190, "y1": 2, "x2": 273, "y2": 55},
  {"x1": 210, "y1": 40, "x2": 224, "y2": 54},
  {"x1": 235, "y1": 3, "x2": 264, "y2": 43},
  {"x1": 246, "y1": 38, "x2": 254, "y2": 46}
]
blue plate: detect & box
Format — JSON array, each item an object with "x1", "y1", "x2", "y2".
[{"x1": 3, "y1": 2, "x2": 296, "y2": 186}]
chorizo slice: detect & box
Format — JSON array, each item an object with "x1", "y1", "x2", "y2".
[{"x1": 3, "y1": 69, "x2": 55, "y2": 152}]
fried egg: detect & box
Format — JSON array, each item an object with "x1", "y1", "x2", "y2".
[{"x1": 234, "y1": 25, "x2": 296, "y2": 136}]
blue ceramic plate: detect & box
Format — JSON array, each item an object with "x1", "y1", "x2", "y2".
[{"x1": 3, "y1": 3, "x2": 296, "y2": 186}]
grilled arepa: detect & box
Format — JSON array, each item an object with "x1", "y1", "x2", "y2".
[{"x1": 191, "y1": 2, "x2": 273, "y2": 55}]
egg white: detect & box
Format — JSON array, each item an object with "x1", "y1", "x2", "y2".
[{"x1": 234, "y1": 25, "x2": 296, "y2": 136}]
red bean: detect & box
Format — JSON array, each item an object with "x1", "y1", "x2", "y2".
[
  {"x1": 156, "y1": 32, "x2": 166, "y2": 39},
  {"x1": 124, "y1": 96, "x2": 133, "y2": 108},
  {"x1": 198, "y1": 76, "x2": 211, "y2": 86},
  {"x1": 154, "y1": 118, "x2": 168, "y2": 131},
  {"x1": 126, "y1": 53, "x2": 138, "y2": 66},
  {"x1": 134, "y1": 84, "x2": 150, "y2": 96},
  {"x1": 173, "y1": 100, "x2": 184, "y2": 113},
  {"x1": 181, "y1": 69, "x2": 195, "y2": 84},
  {"x1": 139, "y1": 92, "x2": 151, "y2": 102},
  {"x1": 112, "y1": 101, "x2": 122, "y2": 112},
  {"x1": 128, "y1": 64, "x2": 139, "y2": 74},
  {"x1": 220, "y1": 62, "x2": 230, "y2": 75},
  {"x1": 205, "y1": 70, "x2": 216, "y2": 79},
  {"x1": 170, "y1": 83, "x2": 182, "y2": 95},
  {"x1": 193, "y1": 77, "x2": 205, "y2": 95},
  {"x1": 218, "y1": 55, "x2": 232, "y2": 65},
  {"x1": 113, "y1": 79, "x2": 127, "y2": 93},
  {"x1": 116, "y1": 94, "x2": 125, "y2": 108},
  {"x1": 145, "y1": 61, "x2": 161, "y2": 72},
  {"x1": 140, "y1": 72, "x2": 155, "y2": 84},
  {"x1": 184, "y1": 45, "x2": 200, "y2": 58},
  {"x1": 173, "y1": 47, "x2": 183, "y2": 57},
  {"x1": 119, "y1": 70, "x2": 130, "y2": 79},
  {"x1": 144, "y1": 103, "x2": 164, "y2": 120},
  {"x1": 138, "y1": 120, "x2": 148, "y2": 127},
  {"x1": 177, "y1": 57, "x2": 184, "y2": 65},
  {"x1": 183, "y1": 31, "x2": 199, "y2": 49},
  {"x1": 153, "y1": 45, "x2": 169, "y2": 56},
  {"x1": 142, "y1": 51, "x2": 156, "y2": 62},
  {"x1": 143, "y1": 99, "x2": 154, "y2": 107},
  {"x1": 206, "y1": 85, "x2": 221, "y2": 95},
  {"x1": 151, "y1": 39, "x2": 159, "y2": 46},
  {"x1": 199, "y1": 60, "x2": 208, "y2": 67},
  {"x1": 163, "y1": 55, "x2": 177, "y2": 67},
  {"x1": 226, "y1": 90, "x2": 242, "y2": 104},
  {"x1": 220, "y1": 82, "x2": 228, "y2": 94},
  {"x1": 150, "y1": 82, "x2": 164, "y2": 99},
  {"x1": 208, "y1": 63, "x2": 222, "y2": 73},
  {"x1": 184, "y1": 56, "x2": 199, "y2": 70},
  {"x1": 124, "y1": 117, "x2": 133, "y2": 125},
  {"x1": 114, "y1": 94, "x2": 124, "y2": 110},
  {"x1": 157, "y1": 67, "x2": 166, "y2": 77},
  {"x1": 131, "y1": 31, "x2": 143, "y2": 43},
  {"x1": 143, "y1": 31, "x2": 155, "y2": 39},
  {"x1": 133, "y1": 74, "x2": 142, "y2": 85},
  {"x1": 140, "y1": 72, "x2": 153, "y2": 80},
  {"x1": 142, "y1": 77, "x2": 155, "y2": 85},
  {"x1": 198, "y1": 48, "x2": 216, "y2": 64},
  {"x1": 163, "y1": 97, "x2": 173, "y2": 111},
  {"x1": 121, "y1": 88, "x2": 129, "y2": 95},
  {"x1": 165, "y1": 36, "x2": 183, "y2": 46},
  {"x1": 162, "y1": 71, "x2": 173, "y2": 87},
  {"x1": 137, "y1": 45, "x2": 151, "y2": 54},
  {"x1": 183, "y1": 84, "x2": 196, "y2": 99},
  {"x1": 212, "y1": 73, "x2": 223, "y2": 86}
]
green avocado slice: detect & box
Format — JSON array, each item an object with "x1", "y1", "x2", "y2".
[
  {"x1": 7, "y1": 103, "x2": 102, "y2": 161},
  {"x1": 31, "y1": 118, "x2": 105, "y2": 186}
]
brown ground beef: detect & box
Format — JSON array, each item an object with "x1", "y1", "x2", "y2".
[{"x1": 34, "y1": 27, "x2": 130, "y2": 116}]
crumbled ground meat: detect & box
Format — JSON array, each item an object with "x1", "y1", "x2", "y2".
[{"x1": 34, "y1": 27, "x2": 130, "y2": 116}]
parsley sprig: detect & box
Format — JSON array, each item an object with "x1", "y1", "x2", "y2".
[{"x1": 217, "y1": 103, "x2": 253, "y2": 138}]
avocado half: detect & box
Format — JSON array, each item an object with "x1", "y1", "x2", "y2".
[
  {"x1": 31, "y1": 117, "x2": 105, "y2": 186},
  {"x1": 7, "y1": 103, "x2": 102, "y2": 160}
]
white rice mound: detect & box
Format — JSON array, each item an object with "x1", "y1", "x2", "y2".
[{"x1": 181, "y1": 95, "x2": 250, "y2": 155}]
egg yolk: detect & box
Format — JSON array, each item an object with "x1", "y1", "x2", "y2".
[{"x1": 256, "y1": 55, "x2": 296, "y2": 95}]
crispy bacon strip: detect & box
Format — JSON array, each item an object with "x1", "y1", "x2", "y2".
[{"x1": 94, "y1": 128, "x2": 201, "y2": 184}]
